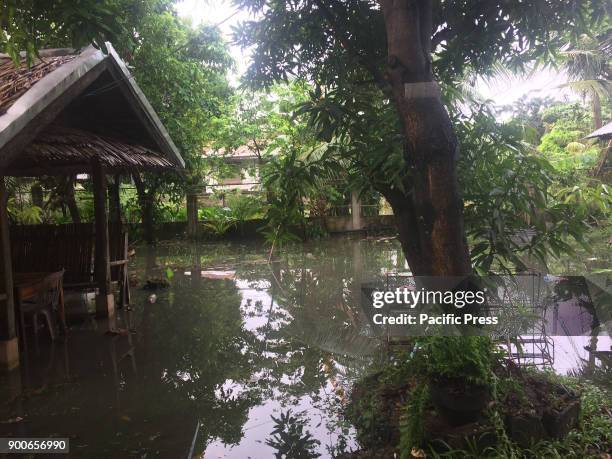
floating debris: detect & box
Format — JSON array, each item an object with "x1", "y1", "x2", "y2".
[{"x1": 200, "y1": 270, "x2": 236, "y2": 280}]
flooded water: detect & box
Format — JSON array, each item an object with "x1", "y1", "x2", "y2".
[{"x1": 0, "y1": 235, "x2": 609, "y2": 458}]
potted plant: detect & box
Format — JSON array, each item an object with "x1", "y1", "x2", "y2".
[{"x1": 420, "y1": 337, "x2": 497, "y2": 425}]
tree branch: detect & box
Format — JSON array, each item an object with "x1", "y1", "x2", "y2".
[{"x1": 312, "y1": 0, "x2": 391, "y2": 94}]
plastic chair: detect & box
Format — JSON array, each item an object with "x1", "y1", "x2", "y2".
[{"x1": 20, "y1": 275, "x2": 63, "y2": 343}]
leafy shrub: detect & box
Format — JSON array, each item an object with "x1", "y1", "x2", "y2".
[
  {"x1": 416, "y1": 337, "x2": 498, "y2": 386},
  {"x1": 399, "y1": 384, "x2": 430, "y2": 457},
  {"x1": 201, "y1": 206, "x2": 237, "y2": 235},
  {"x1": 7, "y1": 199, "x2": 43, "y2": 224},
  {"x1": 226, "y1": 191, "x2": 264, "y2": 222}
]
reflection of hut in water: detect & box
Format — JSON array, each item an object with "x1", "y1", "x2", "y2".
[{"x1": 0, "y1": 44, "x2": 185, "y2": 371}]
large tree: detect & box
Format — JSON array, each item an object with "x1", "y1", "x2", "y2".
[
  {"x1": 125, "y1": 11, "x2": 233, "y2": 243},
  {"x1": 1, "y1": 1, "x2": 234, "y2": 243},
  {"x1": 233, "y1": 0, "x2": 608, "y2": 276}
]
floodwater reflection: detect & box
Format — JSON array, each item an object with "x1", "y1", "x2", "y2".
[{"x1": 0, "y1": 235, "x2": 609, "y2": 458}]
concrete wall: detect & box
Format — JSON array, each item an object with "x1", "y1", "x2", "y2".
[
  {"x1": 323, "y1": 214, "x2": 395, "y2": 232},
  {"x1": 129, "y1": 214, "x2": 396, "y2": 242}
]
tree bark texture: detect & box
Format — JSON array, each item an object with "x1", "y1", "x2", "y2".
[
  {"x1": 133, "y1": 174, "x2": 157, "y2": 245},
  {"x1": 108, "y1": 175, "x2": 122, "y2": 223},
  {"x1": 592, "y1": 92, "x2": 602, "y2": 130},
  {"x1": 378, "y1": 0, "x2": 472, "y2": 277}
]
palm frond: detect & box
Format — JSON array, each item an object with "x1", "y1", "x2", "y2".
[{"x1": 557, "y1": 79, "x2": 612, "y2": 99}]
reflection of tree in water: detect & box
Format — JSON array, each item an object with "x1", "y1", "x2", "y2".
[
  {"x1": 129, "y1": 238, "x2": 393, "y2": 455},
  {"x1": 131, "y1": 273, "x2": 260, "y2": 454},
  {"x1": 266, "y1": 410, "x2": 321, "y2": 459},
  {"x1": 241, "y1": 247, "x2": 377, "y2": 400}
]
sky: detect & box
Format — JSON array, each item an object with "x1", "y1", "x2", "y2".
[
  {"x1": 175, "y1": 0, "x2": 254, "y2": 79},
  {"x1": 175, "y1": 0, "x2": 576, "y2": 107}
]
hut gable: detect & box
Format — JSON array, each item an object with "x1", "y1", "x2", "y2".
[{"x1": 0, "y1": 44, "x2": 184, "y2": 176}]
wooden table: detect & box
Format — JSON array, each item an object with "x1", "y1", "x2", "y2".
[{"x1": 13, "y1": 271, "x2": 66, "y2": 351}]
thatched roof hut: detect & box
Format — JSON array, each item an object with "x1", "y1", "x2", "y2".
[
  {"x1": 0, "y1": 43, "x2": 184, "y2": 175},
  {"x1": 0, "y1": 44, "x2": 185, "y2": 370}
]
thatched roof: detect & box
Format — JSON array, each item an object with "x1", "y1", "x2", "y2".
[
  {"x1": 0, "y1": 53, "x2": 76, "y2": 115},
  {"x1": 0, "y1": 45, "x2": 185, "y2": 176},
  {"x1": 7, "y1": 126, "x2": 174, "y2": 176},
  {"x1": 586, "y1": 121, "x2": 612, "y2": 140}
]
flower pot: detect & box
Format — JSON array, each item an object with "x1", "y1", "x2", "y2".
[{"x1": 430, "y1": 378, "x2": 490, "y2": 426}]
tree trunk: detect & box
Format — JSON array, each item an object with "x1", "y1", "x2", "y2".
[
  {"x1": 186, "y1": 192, "x2": 199, "y2": 238},
  {"x1": 379, "y1": 0, "x2": 471, "y2": 277},
  {"x1": 133, "y1": 174, "x2": 156, "y2": 245},
  {"x1": 592, "y1": 92, "x2": 602, "y2": 130},
  {"x1": 591, "y1": 94, "x2": 607, "y2": 177},
  {"x1": 141, "y1": 199, "x2": 155, "y2": 245},
  {"x1": 31, "y1": 183, "x2": 44, "y2": 208},
  {"x1": 108, "y1": 175, "x2": 122, "y2": 223},
  {"x1": 64, "y1": 178, "x2": 80, "y2": 224}
]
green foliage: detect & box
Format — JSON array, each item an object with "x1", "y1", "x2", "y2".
[
  {"x1": 558, "y1": 26, "x2": 612, "y2": 108},
  {"x1": 555, "y1": 183, "x2": 611, "y2": 224},
  {"x1": 350, "y1": 351, "x2": 611, "y2": 458},
  {"x1": 416, "y1": 337, "x2": 498, "y2": 386},
  {"x1": 232, "y1": 0, "x2": 607, "y2": 274},
  {"x1": 6, "y1": 198, "x2": 42, "y2": 224},
  {"x1": 201, "y1": 207, "x2": 237, "y2": 236},
  {"x1": 538, "y1": 124, "x2": 600, "y2": 171},
  {"x1": 535, "y1": 101, "x2": 610, "y2": 192},
  {"x1": 0, "y1": 0, "x2": 132, "y2": 64},
  {"x1": 126, "y1": 10, "x2": 234, "y2": 236},
  {"x1": 399, "y1": 385, "x2": 430, "y2": 457},
  {"x1": 458, "y1": 105, "x2": 591, "y2": 274},
  {"x1": 344, "y1": 373, "x2": 399, "y2": 451},
  {"x1": 262, "y1": 148, "x2": 324, "y2": 249},
  {"x1": 226, "y1": 192, "x2": 264, "y2": 222},
  {"x1": 129, "y1": 12, "x2": 233, "y2": 173},
  {"x1": 501, "y1": 96, "x2": 554, "y2": 145},
  {"x1": 430, "y1": 379, "x2": 611, "y2": 458},
  {"x1": 234, "y1": 0, "x2": 607, "y2": 89},
  {"x1": 2, "y1": 1, "x2": 235, "y2": 237}
]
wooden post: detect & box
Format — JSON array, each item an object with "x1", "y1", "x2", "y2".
[
  {"x1": 0, "y1": 177, "x2": 19, "y2": 370},
  {"x1": 186, "y1": 192, "x2": 199, "y2": 238},
  {"x1": 92, "y1": 161, "x2": 115, "y2": 320},
  {"x1": 351, "y1": 190, "x2": 362, "y2": 231}
]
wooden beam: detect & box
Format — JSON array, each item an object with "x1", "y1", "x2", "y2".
[
  {"x1": 92, "y1": 160, "x2": 115, "y2": 320},
  {"x1": 0, "y1": 177, "x2": 19, "y2": 370}
]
